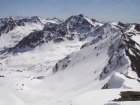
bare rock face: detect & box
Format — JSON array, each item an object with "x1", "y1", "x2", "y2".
[
  {"x1": 134, "y1": 24, "x2": 140, "y2": 31},
  {"x1": 113, "y1": 91, "x2": 140, "y2": 101},
  {"x1": 0, "y1": 18, "x2": 17, "y2": 34}
]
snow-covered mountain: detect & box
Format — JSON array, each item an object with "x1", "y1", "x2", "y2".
[
  {"x1": 0, "y1": 14, "x2": 140, "y2": 105},
  {"x1": 0, "y1": 16, "x2": 61, "y2": 35},
  {"x1": 0, "y1": 16, "x2": 61, "y2": 51},
  {"x1": 1, "y1": 14, "x2": 102, "y2": 53}
]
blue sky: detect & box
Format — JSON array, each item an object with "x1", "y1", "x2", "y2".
[{"x1": 0, "y1": 0, "x2": 140, "y2": 23}]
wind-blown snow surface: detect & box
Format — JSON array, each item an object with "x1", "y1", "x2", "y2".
[{"x1": 0, "y1": 15, "x2": 140, "y2": 105}]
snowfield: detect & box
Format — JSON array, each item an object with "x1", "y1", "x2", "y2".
[
  {"x1": 0, "y1": 40, "x2": 87, "y2": 105},
  {"x1": 0, "y1": 15, "x2": 140, "y2": 105}
]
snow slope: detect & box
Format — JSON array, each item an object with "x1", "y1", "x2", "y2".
[
  {"x1": 0, "y1": 39, "x2": 86, "y2": 105},
  {"x1": 132, "y1": 35, "x2": 140, "y2": 44}
]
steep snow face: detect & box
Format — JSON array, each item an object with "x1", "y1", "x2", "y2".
[
  {"x1": 132, "y1": 35, "x2": 140, "y2": 44},
  {"x1": 125, "y1": 23, "x2": 140, "y2": 44},
  {"x1": 53, "y1": 23, "x2": 140, "y2": 90}
]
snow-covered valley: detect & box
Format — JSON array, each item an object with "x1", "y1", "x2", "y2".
[{"x1": 0, "y1": 15, "x2": 140, "y2": 105}]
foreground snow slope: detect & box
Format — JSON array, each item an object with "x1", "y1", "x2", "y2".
[{"x1": 0, "y1": 39, "x2": 87, "y2": 105}]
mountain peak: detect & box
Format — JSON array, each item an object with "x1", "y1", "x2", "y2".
[{"x1": 78, "y1": 14, "x2": 84, "y2": 17}]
